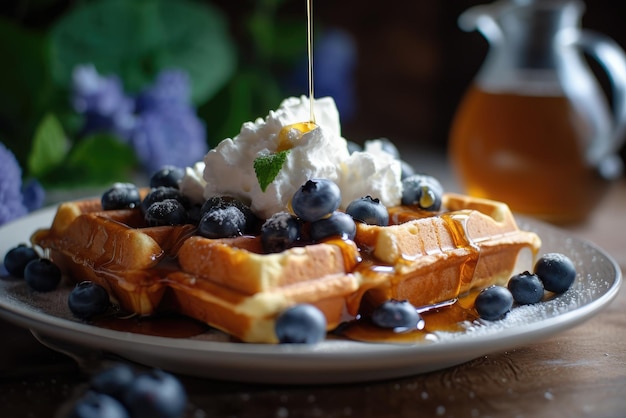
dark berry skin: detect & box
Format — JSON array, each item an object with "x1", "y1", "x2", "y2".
[
  {"x1": 144, "y1": 199, "x2": 188, "y2": 226},
  {"x1": 90, "y1": 364, "x2": 136, "y2": 401},
  {"x1": 197, "y1": 206, "x2": 245, "y2": 239},
  {"x1": 275, "y1": 304, "x2": 327, "y2": 344},
  {"x1": 24, "y1": 258, "x2": 62, "y2": 292},
  {"x1": 534, "y1": 253, "x2": 577, "y2": 293},
  {"x1": 474, "y1": 285, "x2": 514, "y2": 321},
  {"x1": 261, "y1": 212, "x2": 301, "y2": 253},
  {"x1": 291, "y1": 179, "x2": 341, "y2": 222},
  {"x1": 67, "y1": 391, "x2": 129, "y2": 418},
  {"x1": 101, "y1": 183, "x2": 141, "y2": 210},
  {"x1": 149, "y1": 165, "x2": 185, "y2": 189},
  {"x1": 201, "y1": 195, "x2": 259, "y2": 234},
  {"x1": 141, "y1": 187, "x2": 189, "y2": 213},
  {"x1": 123, "y1": 369, "x2": 187, "y2": 418},
  {"x1": 345, "y1": 196, "x2": 389, "y2": 226},
  {"x1": 310, "y1": 211, "x2": 356, "y2": 242},
  {"x1": 3, "y1": 244, "x2": 39, "y2": 277},
  {"x1": 401, "y1": 174, "x2": 443, "y2": 211},
  {"x1": 68, "y1": 281, "x2": 111, "y2": 320},
  {"x1": 508, "y1": 271, "x2": 544, "y2": 304},
  {"x1": 371, "y1": 299, "x2": 422, "y2": 330}
]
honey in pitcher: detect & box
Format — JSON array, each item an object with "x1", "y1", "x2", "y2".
[{"x1": 449, "y1": 86, "x2": 609, "y2": 223}]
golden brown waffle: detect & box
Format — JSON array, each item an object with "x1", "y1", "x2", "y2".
[{"x1": 31, "y1": 192, "x2": 541, "y2": 343}]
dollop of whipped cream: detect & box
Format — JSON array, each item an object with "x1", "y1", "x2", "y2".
[{"x1": 187, "y1": 96, "x2": 402, "y2": 219}]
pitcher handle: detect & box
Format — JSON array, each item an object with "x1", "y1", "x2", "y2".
[{"x1": 561, "y1": 28, "x2": 626, "y2": 177}]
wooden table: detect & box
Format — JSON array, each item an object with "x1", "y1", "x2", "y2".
[{"x1": 1, "y1": 174, "x2": 624, "y2": 418}]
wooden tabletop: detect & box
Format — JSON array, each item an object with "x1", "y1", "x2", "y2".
[{"x1": 1, "y1": 174, "x2": 624, "y2": 418}]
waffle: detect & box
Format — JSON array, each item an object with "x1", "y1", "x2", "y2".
[{"x1": 31, "y1": 192, "x2": 541, "y2": 343}]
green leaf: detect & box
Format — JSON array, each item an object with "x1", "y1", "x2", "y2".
[
  {"x1": 28, "y1": 114, "x2": 69, "y2": 178},
  {"x1": 254, "y1": 150, "x2": 290, "y2": 192},
  {"x1": 49, "y1": 0, "x2": 237, "y2": 105}
]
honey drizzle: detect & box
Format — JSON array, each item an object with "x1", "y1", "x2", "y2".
[{"x1": 306, "y1": 0, "x2": 315, "y2": 123}]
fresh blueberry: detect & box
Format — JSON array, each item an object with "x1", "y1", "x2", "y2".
[
  {"x1": 534, "y1": 253, "x2": 577, "y2": 294},
  {"x1": 141, "y1": 187, "x2": 189, "y2": 213},
  {"x1": 149, "y1": 165, "x2": 185, "y2": 189},
  {"x1": 310, "y1": 211, "x2": 356, "y2": 241},
  {"x1": 371, "y1": 299, "x2": 422, "y2": 330},
  {"x1": 474, "y1": 286, "x2": 514, "y2": 321},
  {"x1": 197, "y1": 206, "x2": 245, "y2": 239},
  {"x1": 101, "y1": 183, "x2": 141, "y2": 210},
  {"x1": 3, "y1": 244, "x2": 39, "y2": 277},
  {"x1": 201, "y1": 195, "x2": 259, "y2": 234},
  {"x1": 90, "y1": 364, "x2": 136, "y2": 401},
  {"x1": 24, "y1": 258, "x2": 62, "y2": 292},
  {"x1": 144, "y1": 199, "x2": 188, "y2": 226},
  {"x1": 261, "y1": 212, "x2": 301, "y2": 253},
  {"x1": 275, "y1": 304, "x2": 327, "y2": 344},
  {"x1": 400, "y1": 160, "x2": 415, "y2": 180},
  {"x1": 345, "y1": 196, "x2": 389, "y2": 226},
  {"x1": 67, "y1": 391, "x2": 129, "y2": 418},
  {"x1": 68, "y1": 281, "x2": 111, "y2": 319},
  {"x1": 123, "y1": 369, "x2": 187, "y2": 418},
  {"x1": 508, "y1": 271, "x2": 544, "y2": 304},
  {"x1": 401, "y1": 174, "x2": 443, "y2": 211},
  {"x1": 291, "y1": 179, "x2": 341, "y2": 222}
]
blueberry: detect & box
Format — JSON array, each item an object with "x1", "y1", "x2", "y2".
[
  {"x1": 123, "y1": 369, "x2": 187, "y2": 418},
  {"x1": 534, "y1": 253, "x2": 576, "y2": 294},
  {"x1": 275, "y1": 304, "x2": 327, "y2": 344},
  {"x1": 201, "y1": 195, "x2": 259, "y2": 234},
  {"x1": 508, "y1": 271, "x2": 544, "y2": 304},
  {"x1": 197, "y1": 206, "x2": 245, "y2": 239},
  {"x1": 24, "y1": 258, "x2": 62, "y2": 292},
  {"x1": 474, "y1": 286, "x2": 514, "y2": 321},
  {"x1": 149, "y1": 165, "x2": 185, "y2": 189},
  {"x1": 345, "y1": 196, "x2": 389, "y2": 226},
  {"x1": 310, "y1": 211, "x2": 356, "y2": 241},
  {"x1": 291, "y1": 179, "x2": 341, "y2": 222},
  {"x1": 68, "y1": 281, "x2": 111, "y2": 319},
  {"x1": 261, "y1": 212, "x2": 301, "y2": 253},
  {"x1": 141, "y1": 187, "x2": 189, "y2": 213},
  {"x1": 67, "y1": 391, "x2": 129, "y2": 418},
  {"x1": 371, "y1": 299, "x2": 422, "y2": 330},
  {"x1": 401, "y1": 174, "x2": 443, "y2": 211},
  {"x1": 101, "y1": 183, "x2": 141, "y2": 210},
  {"x1": 3, "y1": 244, "x2": 39, "y2": 277},
  {"x1": 90, "y1": 364, "x2": 136, "y2": 401},
  {"x1": 144, "y1": 199, "x2": 188, "y2": 226},
  {"x1": 400, "y1": 160, "x2": 415, "y2": 180}
]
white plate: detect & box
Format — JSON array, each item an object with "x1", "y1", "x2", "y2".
[{"x1": 0, "y1": 207, "x2": 621, "y2": 384}]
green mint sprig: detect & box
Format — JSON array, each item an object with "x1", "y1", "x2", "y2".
[{"x1": 254, "y1": 150, "x2": 290, "y2": 192}]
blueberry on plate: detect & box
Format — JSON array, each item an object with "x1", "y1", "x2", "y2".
[
  {"x1": 291, "y1": 179, "x2": 341, "y2": 222},
  {"x1": 261, "y1": 212, "x2": 301, "y2": 253},
  {"x1": 24, "y1": 258, "x2": 62, "y2": 292},
  {"x1": 474, "y1": 285, "x2": 514, "y2": 321},
  {"x1": 534, "y1": 252, "x2": 577, "y2": 294},
  {"x1": 141, "y1": 187, "x2": 189, "y2": 213},
  {"x1": 3, "y1": 244, "x2": 39, "y2": 278},
  {"x1": 144, "y1": 199, "x2": 188, "y2": 226},
  {"x1": 197, "y1": 206, "x2": 245, "y2": 239},
  {"x1": 123, "y1": 369, "x2": 187, "y2": 418},
  {"x1": 401, "y1": 174, "x2": 443, "y2": 211},
  {"x1": 68, "y1": 281, "x2": 111, "y2": 320},
  {"x1": 67, "y1": 391, "x2": 129, "y2": 418},
  {"x1": 149, "y1": 165, "x2": 185, "y2": 189},
  {"x1": 371, "y1": 299, "x2": 422, "y2": 330},
  {"x1": 275, "y1": 304, "x2": 327, "y2": 344},
  {"x1": 101, "y1": 183, "x2": 141, "y2": 210},
  {"x1": 90, "y1": 364, "x2": 136, "y2": 401},
  {"x1": 345, "y1": 196, "x2": 389, "y2": 226},
  {"x1": 508, "y1": 271, "x2": 544, "y2": 304},
  {"x1": 310, "y1": 211, "x2": 356, "y2": 241}
]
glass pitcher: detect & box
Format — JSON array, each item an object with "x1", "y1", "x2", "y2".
[{"x1": 448, "y1": 0, "x2": 626, "y2": 223}]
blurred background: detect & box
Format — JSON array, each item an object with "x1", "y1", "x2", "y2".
[{"x1": 1, "y1": 0, "x2": 625, "y2": 217}]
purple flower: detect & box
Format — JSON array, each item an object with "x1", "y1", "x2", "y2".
[
  {"x1": 71, "y1": 64, "x2": 136, "y2": 140},
  {"x1": 0, "y1": 143, "x2": 29, "y2": 225},
  {"x1": 135, "y1": 70, "x2": 192, "y2": 113}
]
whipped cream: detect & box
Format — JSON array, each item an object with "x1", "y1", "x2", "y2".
[{"x1": 190, "y1": 96, "x2": 402, "y2": 219}]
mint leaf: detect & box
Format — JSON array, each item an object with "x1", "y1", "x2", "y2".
[
  {"x1": 254, "y1": 150, "x2": 289, "y2": 192},
  {"x1": 28, "y1": 114, "x2": 69, "y2": 178}
]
